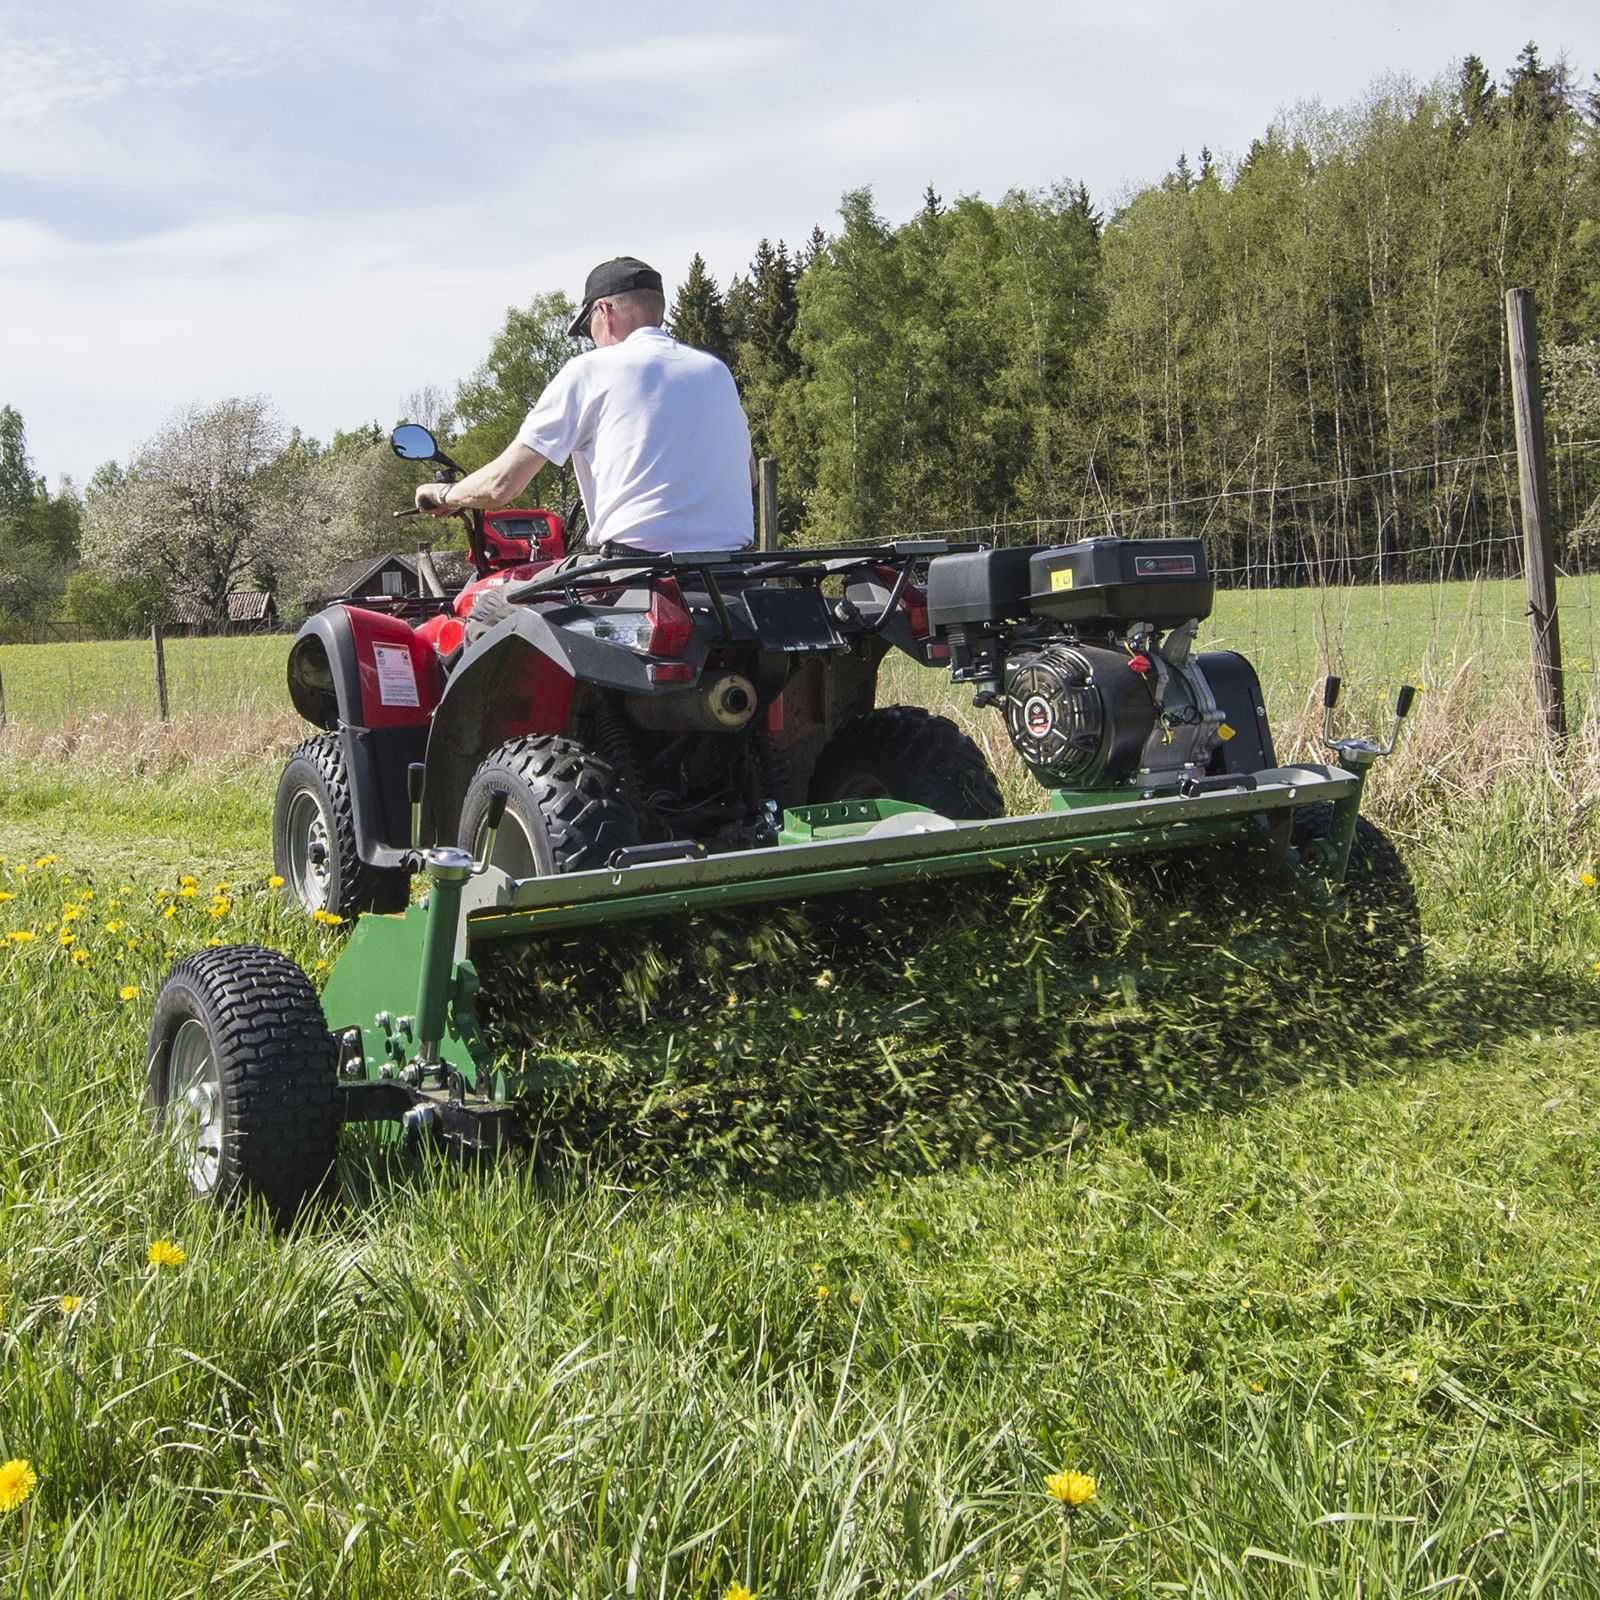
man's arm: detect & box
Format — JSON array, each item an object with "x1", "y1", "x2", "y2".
[{"x1": 416, "y1": 441, "x2": 546, "y2": 516}]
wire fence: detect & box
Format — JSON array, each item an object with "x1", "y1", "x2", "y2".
[{"x1": 911, "y1": 437, "x2": 1600, "y2": 730}]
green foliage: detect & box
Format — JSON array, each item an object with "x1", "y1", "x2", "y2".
[
  {"x1": 451, "y1": 290, "x2": 581, "y2": 511},
  {"x1": 0, "y1": 406, "x2": 82, "y2": 639},
  {"x1": 667, "y1": 252, "x2": 732, "y2": 365},
  {"x1": 60, "y1": 569, "x2": 167, "y2": 639}
]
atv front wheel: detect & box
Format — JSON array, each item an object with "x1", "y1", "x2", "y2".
[
  {"x1": 273, "y1": 735, "x2": 409, "y2": 920},
  {"x1": 146, "y1": 945, "x2": 339, "y2": 1220},
  {"x1": 460, "y1": 735, "x2": 642, "y2": 876},
  {"x1": 809, "y1": 705, "x2": 1005, "y2": 819}
]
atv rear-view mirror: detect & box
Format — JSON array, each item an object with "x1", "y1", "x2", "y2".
[{"x1": 391, "y1": 424, "x2": 441, "y2": 462}]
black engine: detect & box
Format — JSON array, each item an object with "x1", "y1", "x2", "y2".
[{"x1": 926, "y1": 537, "x2": 1269, "y2": 791}]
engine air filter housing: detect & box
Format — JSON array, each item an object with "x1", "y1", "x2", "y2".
[{"x1": 1029, "y1": 538, "x2": 1213, "y2": 629}]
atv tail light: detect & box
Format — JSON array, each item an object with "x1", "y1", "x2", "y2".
[
  {"x1": 902, "y1": 584, "x2": 930, "y2": 640},
  {"x1": 640, "y1": 578, "x2": 693, "y2": 658},
  {"x1": 647, "y1": 661, "x2": 695, "y2": 685}
]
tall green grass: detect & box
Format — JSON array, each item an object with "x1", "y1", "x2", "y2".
[{"x1": 5, "y1": 579, "x2": 1600, "y2": 1593}]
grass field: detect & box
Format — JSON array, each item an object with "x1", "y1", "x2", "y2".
[{"x1": 4, "y1": 582, "x2": 1600, "y2": 1594}]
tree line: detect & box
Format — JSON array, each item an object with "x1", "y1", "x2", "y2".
[{"x1": 2, "y1": 42, "x2": 1597, "y2": 639}]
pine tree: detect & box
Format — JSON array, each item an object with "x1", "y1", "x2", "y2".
[
  {"x1": 1456, "y1": 53, "x2": 1498, "y2": 130},
  {"x1": 668, "y1": 253, "x2": 732, "y2": 365}
]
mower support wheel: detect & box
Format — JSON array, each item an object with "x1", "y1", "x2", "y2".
[
  {"x1": 460, "y1": 735, "x2": 642, "y2": 876},
  {"x1": 1294, "y1": 806, "x2": 1422, "y2": 986},
  {"x1": 809, "y1": 705, "x2": 1005, "y2": 819},
  {"x1": 146, "y1": 944, "x2": 339, "y2": 1220},
  {"x1": 273, "y1": 734, "x2": 409, "y2": 920}
]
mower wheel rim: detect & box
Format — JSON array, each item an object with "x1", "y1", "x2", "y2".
[
  {"x1": 167, "y1": 1018, "x2": 223, "y2": 1195},
  {"x1": 476, "y1": 809, "x2": 542, "y2": 879},
  {"x1": 831, "y1": 775, "x2": 890, "y2": 802},
  {"x1": 285, "y1": 788, "x2": 332, "y2": 911}
]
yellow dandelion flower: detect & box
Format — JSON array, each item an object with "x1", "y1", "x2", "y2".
[
  {"x1": 61, "y1": 904, "x2": 81, "y2": 923},
  {"x1": 0, "y1": 891, "x2": 12, "y2": 903},
  {"x1": 179, "y1": 874, "x2": 197, "y2": 888},
  {"x1": 267, "y1": 874, "x2": 286, "y2": 890},
  {"x1": 147, "y1": 1239, "x2": 186, "y2": 1270},
  {"x1": 814, "y1": 1283, "x2": 830, "y2": 1302},
  {"x1": 58, "y1": 1295, "x2": 82, "y2": 1315},
  {"x1": 212, "y1": 882, "x2": 229, "y2": 894},
  {"x1": 7, "y1": 930, "x2": 37, "y2": 944},
  {"x1": 1045, "y1": 1470, "x2": 1096, "y2": 1507},
  {"x1": 118, "y1": 984, "x2": 140, "y2": 1002},
  {"x1": 1582, "y1": 872, "x2": 1598, "y2": 890},
  {"x1": 104, "y1": 920, "x2": 124, "y2": 934},
  {"x1": 125, "y1": 937, "x2": 139, "y2": 951},
  {"x1": 209, "y1": 901, "x2": 230, "y2": 919},
  {"x1": 311, "y1": 958, "x2": 328, "y2": 973},
  {"x1": 78, "y1": 890, "x2": 93, "y2": 903},
  {"x1": 162, "y1": 904, "x2": 176, "y2": 919},
  {"x1": 725, "y1": 1584, "x2": 756, "y2": 1600},
  {"x1": 58, "y1": 932, "x2": 75, "y2": 947},
  {"x1": 34, "y1": 854, "x2": 57, "y2": 868},
  {"x1": 119, "y1": 883, "x2": 133, "y2": 894},
  {"x1": 311, "y1": 909, "x2": 344, "y2": 926},
  {"x1": 178, "y1": 884, "x2": 198, "y2": 899},
  {"x1": 71, "y1": 948, "x2": 90, "y2": 967},
  {"x1": 0, "y1": 1457, "x2": 37, "y2": 1512},
  {"x1": 205, "y1": 937, "x2": 225, "y2": 948}
]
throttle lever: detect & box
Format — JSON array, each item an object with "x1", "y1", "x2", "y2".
[{"x1": 472, "y1": 790, "x2": 509, "y2": 874}]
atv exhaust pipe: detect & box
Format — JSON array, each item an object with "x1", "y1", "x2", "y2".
[{"x1": 625, "y1": 671, "x2": 758, "y2": 734}]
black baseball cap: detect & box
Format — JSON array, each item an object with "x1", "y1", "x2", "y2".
[{"x1": 567, "y1": 256, "x2": 665, "y2": 338}]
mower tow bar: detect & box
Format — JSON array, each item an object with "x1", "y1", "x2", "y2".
[{"x1": 1314, "y1": 677, "x2": 1418, "y2": 879}]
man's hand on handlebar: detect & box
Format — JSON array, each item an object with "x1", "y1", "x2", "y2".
[{"x1": 414, "y1": 483, "x2": 458, "y2": 517}]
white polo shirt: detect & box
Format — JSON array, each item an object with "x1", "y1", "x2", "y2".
[{"x1": 515, "y1": 326, "x2": 754, "y2": 554}]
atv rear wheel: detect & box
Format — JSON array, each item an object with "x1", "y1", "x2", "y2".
[
  {"x1": 146, "y1": 945, "x2": 339, "y2": 1220},
  {"x1": 460, "y1": 735, "x2": 642, "y2": 877},
  {"x1": 809, "y1": 705, "x2": 1005, "y2": 819},
  {"x1": 1293, "y1": 806, "x2": 1422, "y2": 987},
  {"x1": 273, "y1": 735, "x2": 409, "y2": 920}
]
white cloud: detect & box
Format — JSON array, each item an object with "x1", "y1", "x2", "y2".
[{"x1": 531, "y1": 31, "x2": 793, "y2": 85}]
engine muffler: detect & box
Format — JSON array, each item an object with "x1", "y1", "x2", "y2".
[{"x1": 625, "y1": 671, "x2": 758, "y2": 733}]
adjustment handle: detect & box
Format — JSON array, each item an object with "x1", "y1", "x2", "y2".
[
  {"x1": 1323, "y1": 675, "x2": 1342, "y2": 710},
  {"x1": 1395, "y1": 684, "x2": 1416, "y2": 719},
  {"x1": 485, "y1": 789, "x2": 509, "y2": 829},
  {"x1": 407, "y1": 762, "x2": 425, "y2": 850}
]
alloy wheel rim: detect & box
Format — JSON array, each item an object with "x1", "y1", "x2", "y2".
[
  {"x1": 167, "y1": 1019, "x2": 224, "y2": 1194},
  {"x1": 285, "y1": 789, "x2": 332, "y2": 911}
]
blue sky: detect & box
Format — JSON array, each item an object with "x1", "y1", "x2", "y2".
[{"x1": 2, "y1": 0, "x2": 1596, "y2": 488}]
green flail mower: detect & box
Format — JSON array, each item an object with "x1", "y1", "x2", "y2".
[{"x1": 145, "y1": 535, "x2": 1417, "y2": 1218}]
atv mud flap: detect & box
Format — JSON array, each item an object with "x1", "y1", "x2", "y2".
[{"x1": 324, "y1": 762, "x2": 1360, "y2": 1127}]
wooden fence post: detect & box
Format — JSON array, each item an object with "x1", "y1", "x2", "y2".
[
  {"x1": 1506, "y1": 287, "x2": 1566, "y2": 742},
  {"x1": 758, "y1": 457, "x2": 779, "y2": 552},
  {"x1": 151, "y1": 624, "x2": 170, "y2": 722}
]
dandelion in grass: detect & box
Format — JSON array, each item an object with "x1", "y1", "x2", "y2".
[
  {"x1": 1045, "y1": 1470, "x2": 1096, "y2": 1508},
  {"x1": 6, "y1": 930, "x2": 36, "y2": 945},
  {"x1": 61, "y1": 904, "x2": 81, "y2": 923},
  {"x1": 267, "y1": 874, "x2": 285, "y2": 890},
  {"x1": 162, "y1": 904, "x2": 176, "y2": 920},
  {"x1": 311, "y1": 958, "x2": 328, "y2": 974},
  {"x1": 0, "y1": 1458, "x2": 36, "y2": 1512},
  {"x1": 58, "y1": 1295, "x2": 82, "y2": 1316},
  {"x1": 118, "y1": 984, "x2": 139, "y2": 1002},
  {"x1": 58, "y1": 932, "x2": 74, "y2": 947},
  {"x1": 179, "y1": 874, "x2": 197, "y2": 889},
  {"x1": 311, "y1": 909, "x2": 344, "y2": 927},
  {"x1": 147, "y1": 1239, "x2": 186, "y2": 1270},
  {"x1": 71, "y1": 948, "x2": 89, "y2": 968},
  {"x1": 814, "y1": 1283, "x2": 830, "y2": 1303},
  {"x1": 206, "y1": 938, "x2": 225, "y2": 948},
  {"x1": 0, "y1": 891, "x2": 13, "y2": 904},
  {"x1": 105, "y1": 920, "x2": 123, "y2": 934},
  {"x1": 1582, "y1": 872, "x2": 1597, "y2": 890},
  {"x1": 34, "y1": 854, "x2": 57, "y2": 868},
  {"x1": 724, "y1": 1583, "x2": 756, "y2": 1600},
  {"x1": 178, "y1": 884, "x2": 198, "y2": 899}
]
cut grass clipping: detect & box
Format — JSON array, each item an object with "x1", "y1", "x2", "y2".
[{"x1": 478, "y1": 850, "x2": 1427, "y2": 1189}]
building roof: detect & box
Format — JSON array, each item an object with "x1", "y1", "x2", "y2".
[
  {"x1": 168, "y1": 590, "x2": 277, "y2": 626},
  {"x1": 310, "y1": 550, "x2": 478, "y2": 600}
]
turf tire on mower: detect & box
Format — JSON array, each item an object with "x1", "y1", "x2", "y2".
[
  {"x1": 273, "y1": 735, "x2": 410, "y2": 920},
  {"x1": 146, "y1": 945, "x2": 339, "y2": 1220},
  {"x1": 809, "y1": 705, "x2": 1005, "y2": 819},
  {"x1": 460, "y1": 735, "x2": 642, "y2": 876},
  {"x1": 1293, "y1": 806, "x2": 1422, "y2": 986}
]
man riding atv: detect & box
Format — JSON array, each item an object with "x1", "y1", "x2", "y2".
[{"x1": 414, "y1": 256, "x2": 756, "y2": 563}]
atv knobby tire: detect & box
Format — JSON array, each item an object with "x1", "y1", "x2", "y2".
[
  {"x1": 809, "y1": 705, "x2": 1005, "y2": 819},
  {"x1": 273, "y1": 735, "x2": 409, "y2": 920},
  {"x1": 146, "y1": 945, "x2": 339, "y2": 1220},
  {"x1": 1293, "y1": 806, "x2": 1422, "y2": 986},
  {"x1": 460, "y1": 735, "x2": 642, "y2": 876}
]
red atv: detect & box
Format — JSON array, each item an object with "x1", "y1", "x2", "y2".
[{"x1": 272, "y1": 424, "x2": 1003, "y2": 917}]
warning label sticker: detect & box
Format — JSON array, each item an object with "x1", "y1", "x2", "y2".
[
  {"x1": 1049, "y1": 568, "x2": 1074, "y2": 592},
  {"x1": 373, "y1": 643, "x2": 420, "y2": 708}
]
